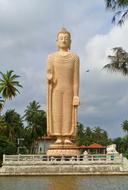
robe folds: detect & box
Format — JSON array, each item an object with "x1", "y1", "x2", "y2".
[{"x1": 47, "y1": 52, "x2": 79, "y2": 137}]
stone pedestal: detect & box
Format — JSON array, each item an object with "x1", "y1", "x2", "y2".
[{"x1": 47, "y1": 143, "x2": 80, "y2": 156}]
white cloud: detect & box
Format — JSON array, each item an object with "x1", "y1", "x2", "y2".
[
  {"x1": 84, "y1": 21, "x2": 128, "y2": 70},
  {"x1": 79, "y1": 22, "x2": 128, "y2": 137}
]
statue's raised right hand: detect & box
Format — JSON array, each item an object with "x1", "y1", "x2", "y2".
[{"x1": 47, "y1": 73, "x2": 53, "y2": 81}]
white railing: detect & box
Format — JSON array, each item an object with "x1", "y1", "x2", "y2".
[{"x1": 3, "y1": 154, "x2": 123, "y2": 164}]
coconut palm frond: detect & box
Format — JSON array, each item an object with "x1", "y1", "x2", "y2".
[
  {"x1": 0, "y1": 70, "x2": 22, "y2": 100},
  {"x1": 103, "y1": 47, "x2": 128, "y2": 76},
  {"x1": 105, "y1": 0, "x2": 128, "y2": 25}
]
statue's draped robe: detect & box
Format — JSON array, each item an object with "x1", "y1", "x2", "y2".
[{"x1": 47, "y1": 52, "x2": 79, "y2": 137}]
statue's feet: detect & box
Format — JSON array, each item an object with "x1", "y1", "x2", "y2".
[
  {"x1": 55, "y1": 138, "x2": 62, "y2": 144},
  {"x1": 64, "y1": 139, "x2": 72, "y2": 144}
]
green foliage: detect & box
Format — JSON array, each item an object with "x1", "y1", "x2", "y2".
[
  {"x1": 75, "y1": 123, "x2": 111, "y2": 146},
  {"x1": 112, "y1": 136, "x2": 128, "y2": 157},
  {"x1": 0, "y1": 70, "x2": 22, "y2": 114},
  {"x1": 4, "y1": 109, "x2": 24, "y2": 142},
  {"x1": 83, "y1": 127, "x2": 93, "y2": 145},
  {"x1": 0, "y1": 70, "x2": 22, "y2": 100},
  {"x1": 123, "y1": 150, "x2": 128, "y2": 159},
  {"x1": 121, "y1": 120, "x2": 128, "y2": 134},
  {"x1": 0, "y1": 97, "x2": 4, "y2": 112},
  {"x1": 112, "y1": 137, "x2": 123, "y2": 152},
  {"x1": 106, "y1": 0, "x2": 128, "y2": 10},
  {"x1": 0, "y1": 135, "x2": 16, "y2": 165},
  {"x1": 24, "y1": 101, "x2": 47, "y2": 153},
  {"x1": 75, "y1": 120, "x2": 128, "y2": 158},
  {"x1": 75, "y1": 122, "x2": 86, "y2": 145},
  {"x1": 0, "y1": 115, "x2": 7, "y2": 135},
  {"x1": 92, "y1": 127, "x2": 111, "y2": 145},
  {"x1": 103, "y1": 47, "x2": 128, "y2": 75},
  {"x1": 105, "y1": 0, "x2": 128, "y2": 25},
  {"x1": 0, "y1": 99, "x2": 47, "y2": 155}
]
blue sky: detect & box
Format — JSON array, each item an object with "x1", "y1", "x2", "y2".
[{"x1": 0, "y1": 0, "x2": 128, "y2": 138}]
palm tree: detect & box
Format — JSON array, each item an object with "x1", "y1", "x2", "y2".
[
  {"x1": 112, "y1": 137, "x2": 124, "y2": 153},
  {"x1": 103, "y1": 47, "x2": 128, "y2": 75},
  {"x1": 75, "y1": 122, "x2": 86, "y2": 146},
  {"x1": 0, "y1": 70, "x2": 22, "y2": 103},
  {"x1": 0, "y1": 97, "x2": 4, "y2": 113},
  {"x1": 0, "y1": 115, "x2": 7, "y2": 135},
  {"x1": 92, "y1": 127, "x2": 109, "y2": 145},
  {"x1": 105, "y1": 0, "x2": 128, "y2": 25},
  {"x1": 84, "y1": 127, "x2": 93, "y2": 145},
  {"x1": 4, "y1": 109, "x2": 24, "y2": 142},
  {"x1": 24, "y1": 101, "x2": 41, "y2": 124},
  {"x1": 121, "y1": 120, "x2": 128, "y2": 135},
  {"x1": 24, "y1": 101, "x2": 47, "y2": 153}
]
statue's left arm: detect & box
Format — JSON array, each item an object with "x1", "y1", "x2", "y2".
[
  {"x1": 73, "y1": 55, "x2": 80, "y2": 106},
  {"x1": 47, "y1": 54, "x2": 53, "y2": 136}
]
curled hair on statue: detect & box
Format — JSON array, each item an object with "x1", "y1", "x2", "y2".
[{"x1": 57, "y1": 27, "x2": 71, "y2": 39}]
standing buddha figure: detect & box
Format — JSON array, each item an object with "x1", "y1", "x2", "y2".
[{"x1": 47, "y1": 27, "x2": 80, "y2": 144}]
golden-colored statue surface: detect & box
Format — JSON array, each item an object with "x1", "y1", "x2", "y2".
[{"x1": 47, "y1": 28, "x2": 80, "y2": 145}]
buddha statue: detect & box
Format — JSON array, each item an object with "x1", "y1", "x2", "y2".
[{"x1": 47, "y1": 27, "x2": 80, "y2": 144}]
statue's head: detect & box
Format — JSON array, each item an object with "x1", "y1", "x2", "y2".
[{"x1": 56, "y1": 27, "x2": 71, "y2": 50}]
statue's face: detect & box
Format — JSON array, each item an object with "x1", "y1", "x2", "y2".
[{"x1": 57, "y1": 33, "x2": 71, "y2": 50}]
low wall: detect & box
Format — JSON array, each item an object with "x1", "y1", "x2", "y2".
[
  {"x1": 0, "y1": 163, "x2": 127, "y2": 176},
  {"x1": 0, "y1": 154, "x2": 128, "y2": 176}
]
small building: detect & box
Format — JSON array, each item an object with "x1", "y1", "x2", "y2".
[
  {"x1": 36, "y1": 136, "x2": 55, "y2": 154},
  {"x1": 79, "y1": 143, "x2": 106, "y2": 154}
]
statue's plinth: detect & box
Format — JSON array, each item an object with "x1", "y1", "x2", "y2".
[{"x1": 47, "y1": 143, "x2": 80, "y2": 156}]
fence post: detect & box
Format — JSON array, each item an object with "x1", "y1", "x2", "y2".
[
  {"x1": 18, "y1": 154, "x2": 19, "y2": 162},
  {"x1": 121, "y1": 154, "x2": 123, "y2": 163},
  {"x1": 3, "y1": 154, "x2": 5, "y2": 162}
]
